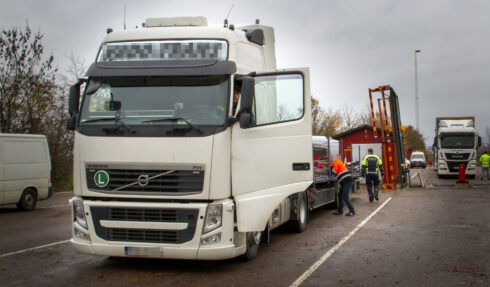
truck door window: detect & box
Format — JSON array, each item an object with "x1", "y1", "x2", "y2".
[{"x1": 253, "y1": 74, "x2": 304, "y2": 126}]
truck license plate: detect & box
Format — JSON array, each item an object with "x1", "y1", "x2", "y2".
[{"x1": 124, "y1": 246, "x2": 162, "y2": 258}]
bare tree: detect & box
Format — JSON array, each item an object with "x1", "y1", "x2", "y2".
[
  {"x1": 0, "y1": 25, "x2": 57, "y2": 133},
  {"x1": 0, "y1": 24, "x2": 82, "y2": 191}
]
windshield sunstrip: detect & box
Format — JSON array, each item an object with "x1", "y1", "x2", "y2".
[{"x1": 98, "y1": 40, "x2": 228, "y2": 62}]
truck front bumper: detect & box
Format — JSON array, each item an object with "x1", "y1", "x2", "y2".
[
  {"x1": 71, "y1": 238, "x2": 243, "y2": 260},
  {"x1": 437, "y1": 160, "x2": 476, "y2": 175},
  {"x1": 70, "y1": 197, "x2": 245, "y2": 260}
]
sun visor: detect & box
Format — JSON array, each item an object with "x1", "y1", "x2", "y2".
[{"x1": 86, "y1": 60, "x2": 237, "y2": 77}]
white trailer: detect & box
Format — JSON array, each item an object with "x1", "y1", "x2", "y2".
[
  {"x1": 433, "y1": 117, "x2": 481, "y2": 178},
  {"x1": 0, "y1": 134, "x2": 52, "y2": 210},
  {"x1": 67, "y1": 17, "x2": 314, "y2": 260}
]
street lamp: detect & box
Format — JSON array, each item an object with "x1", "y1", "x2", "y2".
[{"x1": 414, "y1": 49, "x2": 421, "y2": 131}]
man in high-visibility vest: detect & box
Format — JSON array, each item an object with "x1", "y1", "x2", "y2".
[
  {"x1": 362, "y1": 148, "x2": 384, "y2": 202},
  {"x1": 480, "y1": 151, "x2": 490, "y2": 181}
]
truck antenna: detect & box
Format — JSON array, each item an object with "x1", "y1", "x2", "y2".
[
  {"x1": 224, "y1": 4, "x2": 234, "y2": 28},
  {"x1": 124, "y1": 5, "x2": 127, "y2": 30}
]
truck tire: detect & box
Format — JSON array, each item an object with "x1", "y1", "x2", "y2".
[
  {"x1": 291, "y1": 192, "x2": 308, "y2": 233},
  {"x1": 17, "y1": 188, "x2": 37, "y2": 211},
  {"x1": 244, "y1": 231, "x2": 261, "y2": 261}
]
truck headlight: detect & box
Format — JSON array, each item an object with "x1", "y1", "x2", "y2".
[
  {"x1": 74, "y1": 227, "x2": 90, "y2": 241},
  {"x1": 201, "y1": 233, "x2": 221, "y2": 245},
  {"x1": 73, "y1": 200, "x2": 88, "y2": 229},
  {"x1": 203, "y1": 204, "x2": 222, "y2": 234}
]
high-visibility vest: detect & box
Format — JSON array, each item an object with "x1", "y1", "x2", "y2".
[
  {"x1": 480, "y1": 153, "x2": 490, "y2": 168},
  {"x1": 362, "y1": 154, "x2": 383, "y2": 174},
  {"x1": 330, "y1": 160, "x2": 352, "y2": 184}
]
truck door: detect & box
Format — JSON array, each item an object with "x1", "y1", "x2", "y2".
[{"x1": 231, "y1": 68, "x2": 313, "y2": 232}]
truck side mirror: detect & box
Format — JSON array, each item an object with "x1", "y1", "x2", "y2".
[
  {"x1": 68, "y1": 83, "x2": 81, "y2": 117},
  {"x1": 238, "y1": 77, "x2": 255, "y2": 128},
  {"x1": 67, "y1": 83, "x2": 82, "y2": 131},
  {"x1": 478, "y1": 136, "x2": 482, "y2": 148}
]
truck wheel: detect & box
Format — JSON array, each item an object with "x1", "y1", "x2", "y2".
[
  {"x1": 244, "y1": 231, "x2": 261, "y2": 261},
  {"x1": 291, "y1": 192, "x2": 308, "y2": 233},
  {"x1": 17, "y1": 188, "x2": 37, "y2": 211}
]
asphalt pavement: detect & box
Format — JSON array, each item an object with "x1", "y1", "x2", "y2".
[{"x1": 0, "y1": 168, "x2": 488, "y2": 287}]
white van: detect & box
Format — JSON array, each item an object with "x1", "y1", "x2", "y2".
[{"x1": 0, "y1": 134, "x2": 52, "y2": 210}]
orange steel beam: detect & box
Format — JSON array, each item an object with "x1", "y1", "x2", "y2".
[
  {"x1": 381, "y1": 88, "x2": 396, "y2": 189},
  {"x1": 368, "y1": 89, "x2": 378, "y2": 138},
  {"x1": 377, "y1": 99, "x2": 390, "y2": 185}
]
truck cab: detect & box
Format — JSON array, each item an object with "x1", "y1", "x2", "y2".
[
  {"x1": 67, "y1": 17, "x2": 312, "y2": 260},
  {"x1": 433, "y1": 117, "x2": 481, "y2": 178}
]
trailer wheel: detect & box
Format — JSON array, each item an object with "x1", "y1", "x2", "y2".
[
  {"x1": 244, "y1": 231, "x2": 261, "y2": 261},
  {"x1": 291, "y1": 192, "x2": 308, "y2": 233},
  {"x1": 17, "y1": 188, "x2": 37, "y2": 211}
]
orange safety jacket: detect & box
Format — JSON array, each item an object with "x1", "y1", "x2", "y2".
[{"x1": 330, "y1": 160, "x2": 353, "y2": 184}]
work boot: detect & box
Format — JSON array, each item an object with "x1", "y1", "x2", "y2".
[
  {"x1": 369, "y1": 196, "x2": 373, "y2": 202},
  {"x1": 332, "y1": 211, "x2": 343, "y2": 215},
  {"x1": 375, "y1": 195, "x2": 379, "y2": 201}
]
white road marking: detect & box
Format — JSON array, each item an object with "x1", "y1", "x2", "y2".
[
  {"x1": 37, "y1": 204, "x2": 70, "y2": 209},
  {"x1": 0, "y1": 239, "x2": 70, "y2": 259},
  {"x1": 289, "y1": 197, "x2": 393, "y2": 287}
]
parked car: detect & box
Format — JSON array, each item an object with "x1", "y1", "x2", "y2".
[
  {"x1": 0, "y1": 134, "x2": 52, "y2": 210},
  {"x1": 410, "y1": 151, "x2": 426, "y2": 168}
]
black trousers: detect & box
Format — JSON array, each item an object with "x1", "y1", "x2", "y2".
[{"x1": 365, "y1": 173, "x2": 380, "y2": 199}]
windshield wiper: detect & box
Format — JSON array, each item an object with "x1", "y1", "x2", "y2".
[
  {"x1": 83, "y1": 114, "x2": 135, "y2": 134},
  {"x1": 81, "y1": 117, "x2": 117, "y2": 123},
  {"x1": 143, "y1": 117, "x2": 203, "y2": 134}
]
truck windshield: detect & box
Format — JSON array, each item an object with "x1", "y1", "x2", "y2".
[
  {"x1": 79, "y1": 76, "x2": 229, "y2": 127},
  {"x1": 440, "y1": 133, "x2": 475, "y2": 149}
]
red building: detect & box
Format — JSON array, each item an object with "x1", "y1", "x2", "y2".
[{"x1": 332, "y1": 125, "x2": 381, "y2": 163}]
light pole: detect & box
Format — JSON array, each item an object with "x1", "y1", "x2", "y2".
[{"x1": 414, "y1": 49, "x2": 421, "y2": 131}]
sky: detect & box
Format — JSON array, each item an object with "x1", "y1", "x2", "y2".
[{"x1": 1, "y1": 0, "x2": 489, "y2": 143}]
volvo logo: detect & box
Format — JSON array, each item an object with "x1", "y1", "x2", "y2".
[{"x1": 137, "y1": 174, "x2": 150, "y2": 187}]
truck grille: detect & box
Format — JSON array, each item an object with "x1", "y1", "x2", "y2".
[
  {"x1": 447, "y1": 161, "x2": 467, "y2": 172},
  {"x1": 445, "y1": 153, "x2": 470, "y2": 160},
  {"x1": 109, "y1": 229, "x2": 178, "y2": 243},
  {"x1": 109, "y1": 208, "x2": 178, "y2": 221},
  {"x1": 86, "y1": 168, "x2": 204, "y2": 194},
  {"x1": 91, "y1": 207, "x2": 198, "y2": 244}
]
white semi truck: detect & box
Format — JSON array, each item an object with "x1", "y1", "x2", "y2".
[
  {"x1": 67, "y1": 17, "x2": 339, "y2": 260},
  {"x1": 433, "y1": 117, "x2": 481, "y2": 178}
]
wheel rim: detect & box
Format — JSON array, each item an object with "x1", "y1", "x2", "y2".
[
  {"x1": 24, "y1": 194, "x2": 34, "y2": 207},
  {"x1": 253, "y1": 231, "x2": 261, "y2": 245}
]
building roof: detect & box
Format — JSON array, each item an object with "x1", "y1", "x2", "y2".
[{"x1": 332, "y1": 125, "x2": 380, "y2": 139}]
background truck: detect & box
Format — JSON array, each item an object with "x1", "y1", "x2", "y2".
[
  {"x1": 0, "y1": 134, "x2": 52, "y2": 210},
  {"x1": 433, "y1": 117, "x2": 481, "y2": 178},
  {"x1": 66, "y1": 16, "x2": 330, "y2": 261}
]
